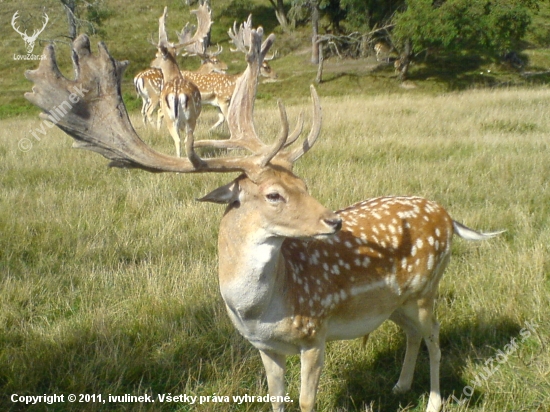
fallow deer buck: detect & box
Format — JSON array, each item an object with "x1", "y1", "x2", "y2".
[
  {"x1": 151, "y1": 7, "x2": 202, "y2": 159},
  {"x1": 25, "y1": 27, "x2": 502, "y2": 412}
]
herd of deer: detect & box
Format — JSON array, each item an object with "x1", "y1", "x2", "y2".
[
  {"x1": 133, "y1": 5, "x2": 277, "y2": 157},
  {"x1": 24, "y1": 3, "x2": 503, "y2": 412}
]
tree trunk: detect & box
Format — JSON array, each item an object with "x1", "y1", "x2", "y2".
[
  {"x1": 268, "y1": 0, "x2": 289, "y2": 31},
  {"x1": 315, "y1": 40, "x2": 324, "y2": 83},
  {"x1": 311, "y1": 0, "x2": 320, "y2": 64},
  {"x1": 396, "y1": 37, "x2": 412, "y2": 82},
  {"x1": 61, "y1": 0, "x2": 77, "y2": 41}
]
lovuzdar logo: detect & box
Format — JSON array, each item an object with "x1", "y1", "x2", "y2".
[{"x1": 12, "y1": 10, "x2": 49, "y2": 58}]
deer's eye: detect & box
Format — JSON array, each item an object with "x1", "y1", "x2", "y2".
[{"x1": 266, "y1": 192, "x2": 285, "y2": 203}]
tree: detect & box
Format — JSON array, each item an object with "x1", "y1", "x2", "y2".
[
  {"x1": 58, "y1": 0, "x2": 111, "y2": 40},
  {"x1": 292, "y1": 0, "x2": 540, "y2": 81},
  {"x1": 290, "y1": 0, "x2": 406, "y2": 64},
  {"x1": 392, "y1": 0, "x2": 540, "y2": 79},
  {"x1": 311, "y1": 0, "x2": 320, "y2": 63}
]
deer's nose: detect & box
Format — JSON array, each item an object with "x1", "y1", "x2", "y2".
[{"x1": 324, "y1": 217, "x2": 342, "y2": 232}]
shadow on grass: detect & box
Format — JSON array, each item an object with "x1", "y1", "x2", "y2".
[
  {"x1": 331, "y1": 314, "x2": 524, "y2": 411},
  {"x1": 217, "y1": 1, "x2": 279, "y2": 36},
  {"x1": 0, "y1": 301, "x2": 256, "y2": 411},
  {"x1": 315, "y1": 51, "x2": 549, "y2": 93},
  {"x1": 0, "y1": 295, "x2": 530, "y2": 412}
]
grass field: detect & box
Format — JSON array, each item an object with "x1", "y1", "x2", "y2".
[{"x1": 1, "y1": 80, "x2": 549, "y2": 411}]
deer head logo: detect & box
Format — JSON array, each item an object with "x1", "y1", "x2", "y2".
[{"x1": 12, "y1": 11, "x2": 49, "y2": 54}]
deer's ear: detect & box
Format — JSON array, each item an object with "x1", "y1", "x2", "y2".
[{"x1": 197, "y1": 180, "x2": 241, "y2": 205}]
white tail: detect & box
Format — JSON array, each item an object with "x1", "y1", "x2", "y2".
[
  {"x1": 453, "y1": 221, "x2": 505, "y2": 241},
  {"x1": 26, "y1": 26, "x2": 503, "y2": 412}
]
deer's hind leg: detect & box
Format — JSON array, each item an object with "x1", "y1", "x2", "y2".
[{"x1": 390, "y1": 298, "x2": 442, "y2": 412}]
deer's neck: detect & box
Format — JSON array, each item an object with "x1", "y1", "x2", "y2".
[
  {"x1": 158, "y1": 58, "x2": 182, "y2": 83},
  {"x1": 218, "y1": 219, "x2": 285, "y2": 316},
  {"x1": 217, "y1": 207, "x2": 291, "y2": 349}
]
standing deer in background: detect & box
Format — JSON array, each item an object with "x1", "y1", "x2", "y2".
[
  {"x1": 134, "y1": 68, "x2": 164, "y2": 128},
  {"x1": 25, "y1": 27, "x2": 503, "y2": 412},
  {"x1": 374, "y1": 40, "x2": 393, "y2": 63},
  {"x1": 154, "y1": 15, "x2": 279, "y2": 132},
  {"x1": 176, "y1": 49, "x2": 277, "y2": 131},
  {"x1": 134, "y1": 52, "x2": 226, "y2": 129},
  {"x1": 151, "y1": 7, "x2": 201, "y2": 160}
]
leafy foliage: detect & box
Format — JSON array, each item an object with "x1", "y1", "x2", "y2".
[
  {"x1": 392, "y1": 0, "x2": 539, "y2": 56},
  {"x1": 339, "y1": 0, "x2": 405, "y2": 31},
  {"x1": 290, "y1": 0, "x2": 405, "y2": 32}
]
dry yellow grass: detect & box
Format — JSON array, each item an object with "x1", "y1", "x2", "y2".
[{"x1": 1, "y1": 87, "x2": 549, "y2": 411}]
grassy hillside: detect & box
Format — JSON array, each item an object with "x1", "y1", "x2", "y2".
[{"x1": 2, "y1": 0, "x2": 550, "y2": 118}]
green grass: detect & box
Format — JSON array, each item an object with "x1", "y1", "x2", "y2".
[{"x1": 2, "y1": 84, "x2": 549, "y2": 411}]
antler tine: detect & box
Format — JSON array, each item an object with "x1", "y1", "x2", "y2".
[
  {"x1": 24, "y1": 34, "x2": 271, "y2": 176},
  {"x1": 284, "y1": 111, "x2": 304, "y2": 148},
  {"x1": 283, "y1": 85, "x2": 323, "y2": 163},
  {"x1": 158, "y1": 6, "x2": 171, "y2": 47},
  {"x1": 147, "y1": 32, "x2": 158, "y2": 47},
  {"x1": 259, "y1": 100, "x2": 289, "y2": 167},
  {"x1": 264, "y1": 49, "x2": 279, "y2": 61},
  {"x1": 243, "y1": 15, "x2": 253, "y2": 46},
  {"x1": 208, "y1": 44, "x2": 223, "y2": 57}
]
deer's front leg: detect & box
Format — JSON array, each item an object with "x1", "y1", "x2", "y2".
[
  {"x1": 259, "y1": 350, "x2": 286, "y2": 412},
  {"x1": 299, "y1": 346, "x2": 325, "y2": 412}
]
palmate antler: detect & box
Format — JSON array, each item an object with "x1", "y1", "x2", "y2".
[
  {"x1": 228, "y1": 15, "x2": 253, "y2": 53},
  {"x1": 228, "y1": 15, "x2": 278, "y2": 62},
  {"x1": 220, "y1": 28, "x2": 317, "y2": 163},
  {"x1": 25, "y1": 27, "x2": 320, "y2": 180},
  {"x1": 175, "y1": 1, "x2": 213, "y2": 57}
]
